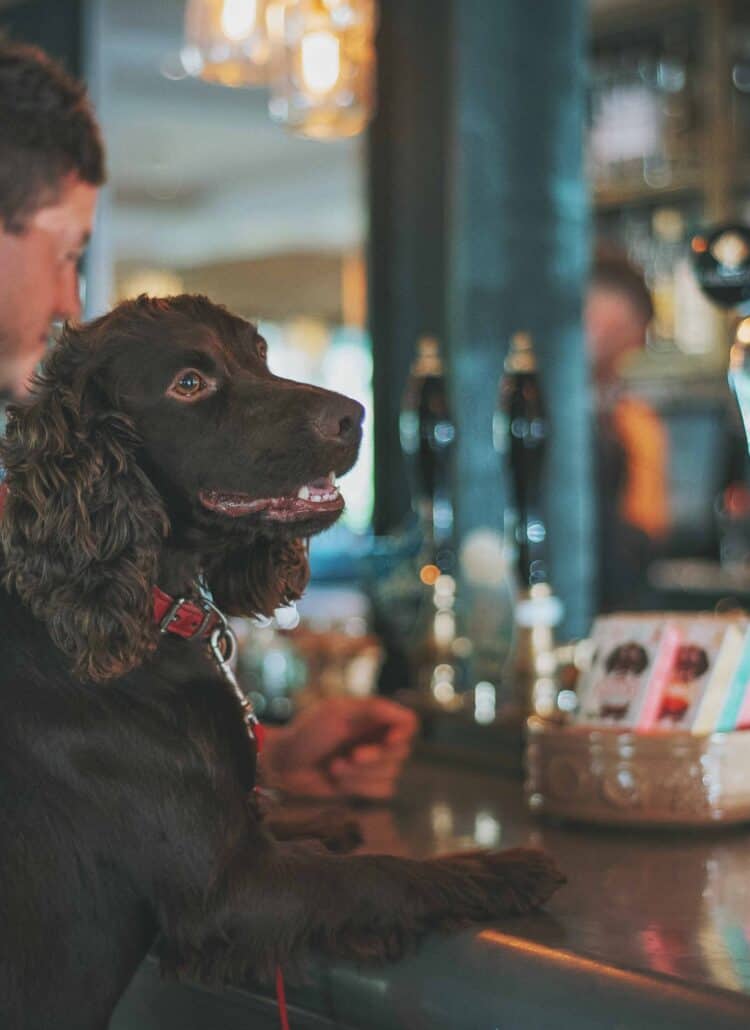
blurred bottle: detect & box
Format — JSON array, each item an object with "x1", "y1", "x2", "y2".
[
  {"x1": 496, "y1": 332, "x2": 562, "y2": 719},
  {"x1": 673, "y1": 255, "x2": 725, "y2": 356},
  {"x1": 459, "y1": 526, "x2": 516, "y2": 724},
  {"x1": 650, "y1": 207, "x2": 684, "y2": 343},
  {"x1": 656, "y1": 26, "x2": 693, "y2": 180},
  {"x1": 399, "y1": 335, "x2": 456, "y2": 571},
  {"x1": 496, "y1": 332, "x2": 549, "y2": 588},
  {"x1": 691, "y1": 224, "x2": 750, "y2": 310},
  {"x1": 395, "y1": 336, "x2": 469, "y2": 710},
  {"x1": 715, "y1": 481, "x2": 750, "y2": 570},
  {"x1": 692, "y1": 225, "x2": 750, "y2": 445}
]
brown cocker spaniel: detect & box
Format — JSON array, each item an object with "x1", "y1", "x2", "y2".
[{"x1": 0, "y1": 295, "x2": 564, "y2": 1030}]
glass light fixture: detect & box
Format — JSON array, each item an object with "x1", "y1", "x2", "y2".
[
  {"x1": 184, "y1": 0, "x2": 284, "y2": 86},
  {"x1": 269, "y1": 0, "x2": 377, "y2": 139}
]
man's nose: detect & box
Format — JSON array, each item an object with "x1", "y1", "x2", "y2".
[{"x1": 55, "y1": 263, "x2": 82, "y2": 322}]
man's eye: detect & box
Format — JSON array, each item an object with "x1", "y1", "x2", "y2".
[{"x1": 170, "y1": 370, "x2": 207, "y2": 398}]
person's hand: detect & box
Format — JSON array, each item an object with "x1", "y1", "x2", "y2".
[{"x1": 263, "y1": 696, "x2": 418, "y2": 801}]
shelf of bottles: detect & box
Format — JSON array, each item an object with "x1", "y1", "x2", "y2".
[
  {"x1": 587, "y1": 15, "x2": 701, "y2": 208},
  {"x1": 586, "y1": 7, "x2": 750, "y2": 365}
]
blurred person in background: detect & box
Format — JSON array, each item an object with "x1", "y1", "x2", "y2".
[
  {"x1": 0, "y1": 40, "x2": 417, "y2": 799},
  {"x1": 586, "y1": 245, "x2": 669, "y2": 612}
]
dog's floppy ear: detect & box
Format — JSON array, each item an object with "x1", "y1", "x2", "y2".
[
  {"x1": 206, "y1": 538, "x2": 310, "y2": 619},
  {"x1": 0, "y1": 328, "x2": 169, "y2": 682}
]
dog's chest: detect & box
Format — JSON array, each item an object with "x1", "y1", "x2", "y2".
[{"x1": 143, "y1": 641, "x2": 259, "y2": 795}]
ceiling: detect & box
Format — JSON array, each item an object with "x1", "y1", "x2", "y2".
[
  {"x1": 90, "y1": 0, "x2": 667, "y2": 316},
  {"x1": 95, "y1": 0, "x2": 366, "y2": 271}
]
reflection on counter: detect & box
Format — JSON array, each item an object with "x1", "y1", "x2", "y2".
[
  {"x1": 351, "y1": 760, "x2": 750, "y2": 1000},
  {"x1": 113, "y1": 761, "x2": 750, "y2": 1028}
]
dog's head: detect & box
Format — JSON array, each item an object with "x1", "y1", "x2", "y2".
[{"x1": 0, "y1": 294, "x2": 363, "y2": 681}]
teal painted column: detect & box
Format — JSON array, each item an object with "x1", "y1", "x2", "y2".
[
  {"x1": 447, "y1": 0, "x2": 592, "y2": 638},
  {"x1": 368, "y1": 0, "x2": 450, "y2": 536}
]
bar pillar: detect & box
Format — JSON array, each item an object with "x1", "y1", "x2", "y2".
[{"x1": 447, "y1": 0, "x2": 592, "y2": 637}]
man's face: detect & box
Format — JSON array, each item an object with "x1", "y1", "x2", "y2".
[
  {"x1": 585, "y1": 285, "x2": 647, "y2": 383},
  {"x1": 0, "y1": 173, "x2": 97, "y2": 397}
]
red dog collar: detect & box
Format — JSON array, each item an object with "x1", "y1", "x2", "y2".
[{"x1": 152, "y1": 586, "x2": 222, "y2": 640}]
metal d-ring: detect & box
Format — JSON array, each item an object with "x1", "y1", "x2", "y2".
[{"x1": 196, "y1": 589, "x2": 259, "y2": 742}]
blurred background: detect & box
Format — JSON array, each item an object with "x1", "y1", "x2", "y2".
[{"x1": 3, "y1": 0, "x2": 750, "y2": 727}]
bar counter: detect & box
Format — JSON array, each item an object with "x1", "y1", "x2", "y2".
[{"x1": 112, "y1": 756, "x2": 750, "y2": 1029}]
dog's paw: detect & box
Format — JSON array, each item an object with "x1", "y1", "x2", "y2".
[
  {"x1": 438, "y1": 846, "x2": 566, "y2": 918},
  {"x1": 482, "y1": 847, "x2": 566, "y2": 914}
]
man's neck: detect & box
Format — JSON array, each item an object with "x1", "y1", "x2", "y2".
[{"x1": 0, "y1": 359, "x2": 32, "y2": 400}]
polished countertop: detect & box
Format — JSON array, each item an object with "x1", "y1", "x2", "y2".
[{"x1": 113, "y1": 756, "x2": 750, "y2": 1029}]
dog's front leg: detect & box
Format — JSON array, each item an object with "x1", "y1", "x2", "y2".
[
  {"x1": 264, "y1": 807, "x2": 363, "y2": 852},
  {"x1": 158, "y1": 839, "x2": 564, "y2": 986}
]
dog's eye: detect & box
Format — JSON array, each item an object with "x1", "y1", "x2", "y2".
[
  {"x1": 169, "y1": 370, "x2": 207, "y2": 399},
  {"x1": 257, "y1": 339, "x2": 268, "y2": 362}
]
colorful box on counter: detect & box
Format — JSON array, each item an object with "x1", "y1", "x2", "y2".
[
  {"x1": 575, "y1": 613, "x2": 750, "y2": 735},
  {"x1": 719, "y1": 627, "x2": 750, "y2": 732},
  {"x1": 574, "y1": 615, "x2": 680, "y2": 729}
]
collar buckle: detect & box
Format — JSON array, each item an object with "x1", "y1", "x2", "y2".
[
  {"x1": 158, "y1": 597, "x2": 187, "y2": 634},
  {"x1": 158, "y1": 595, "x2": 217, "y2": 638}
]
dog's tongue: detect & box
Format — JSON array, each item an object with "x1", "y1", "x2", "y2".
[
  {"x1": 199, "y1": 490, "x2": 271, "y2": 516},
  {"x1": 199, "y1": 474, "x2": 342, "y2": 520}
]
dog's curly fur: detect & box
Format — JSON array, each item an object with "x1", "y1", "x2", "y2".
[{"x1": 0, "y1": 295, "x2": 564, "y2": 1030}]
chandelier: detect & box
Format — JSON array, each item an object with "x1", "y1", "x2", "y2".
[
  {"x1": 183, "y1": 0, "x2": 377, "y2": 139},
  {"x1": 183, "y1": 0, "x2": 280, "y2": 86}
]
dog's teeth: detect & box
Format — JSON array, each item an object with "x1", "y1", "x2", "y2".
[
  {"x1": 327, "y1": 470, "x2": 336, "y2": 484},
  {"x1": 297, "y1": 482, "x2": 341, "y2": 505}
]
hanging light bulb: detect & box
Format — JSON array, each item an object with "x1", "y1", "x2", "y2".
[
  {"x1": 301, "y1": 30, "x2": 341, "y2": 94},
  {"x1": 184, "y1": 0, "x2": 285, "y2": 86},
  {"x1": 269, "y1": 0, "x2": 377, "y2": 139},
  {"x1": 222, "y1": 0, "x2": 257, "y2": 40}
]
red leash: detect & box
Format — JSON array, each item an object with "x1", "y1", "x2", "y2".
[{"x1": 276, "y1": 965, "x2": 290, "y2": 1030}]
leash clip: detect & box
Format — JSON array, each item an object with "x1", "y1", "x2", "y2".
[
  {"x1": 206, "y1": 610, "x2": 260, "y2": 742},
  {"x1": 208, "y1": 621, "x2": 239, "y2": 691},
  {"x1": 191, "y1": 580, "x2": 261, "y2": 746}
]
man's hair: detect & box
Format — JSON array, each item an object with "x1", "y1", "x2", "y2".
[
  {"x1": 0, "y1": 41, "x2": 105, "y2": 233},
  {"x1": 590, "y1": 244, "x2": 654, "y2": 328}
]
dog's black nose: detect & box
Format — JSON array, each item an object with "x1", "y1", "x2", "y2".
[{"x1": 314, "y1": 396, "x2": 365, "y2": 445}]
